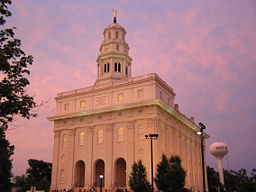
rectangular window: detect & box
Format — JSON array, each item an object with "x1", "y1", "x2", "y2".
[
  {"x1": 80, "y1": 101, "x2": 86, "y2": 108},
  {"x1": 117, "y1": 93, "x2": 123, "y2": 101},
  {"x1": 79, "y1": 132, "x2": 85, "y2": 145},
  {"x1": 137, "y1": 89, "x2": 144, "y2": 97},
  {"x1": 97, "y1": 130, "x2": 103, "y2": 144},
  {"x1": 117, "y1": 127, "x2": 124, "y2": 142},
  {"x1": 64, "y1": 103, "x2": 69, "y2": 110}
]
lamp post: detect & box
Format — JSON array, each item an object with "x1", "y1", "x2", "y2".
[
  {"x1": 99, "y1": 174, "x2": 104, "y2": 192},
  {"x1": 145, "y1": 133, "x2": 159, "y2": 192},
  {"x1": 197, "y1": 122, "x2": 206, "y2": 192}
]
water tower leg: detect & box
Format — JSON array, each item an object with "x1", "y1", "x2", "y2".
[{"x1": 217, "y1": 159, "x2": 224, "y2": 185}]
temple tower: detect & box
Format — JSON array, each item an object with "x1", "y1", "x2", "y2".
[{"x1": 95, "y1": 11, "x2": 132, "y2": 86}]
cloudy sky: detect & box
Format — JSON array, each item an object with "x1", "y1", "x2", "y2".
[{"x1": 5, "y1": 0, "x2": 256, "y2": 176}]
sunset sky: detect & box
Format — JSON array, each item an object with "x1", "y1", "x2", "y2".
[{"x1": 5, "y1": 0, "x2": 256, "y2": 176}]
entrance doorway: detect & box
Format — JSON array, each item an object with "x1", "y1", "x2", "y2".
[
  {"x1": 74, "y1": 160, "x2": 85, "y2": 188},
  {"x1": 94, "y1": 159, "x2": 105, "y2": 187},
  {"x1": 115, "y1": 158, "x2": 126, "y2": 187}
]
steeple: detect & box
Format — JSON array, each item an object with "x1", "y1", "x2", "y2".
[{"x1": 95, "y1": 10, "x2": 132, "y2": 86}]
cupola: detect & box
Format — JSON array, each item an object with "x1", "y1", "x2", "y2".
[{"x1": 95, "y1": 9, "x2": 132, "y2": 86}]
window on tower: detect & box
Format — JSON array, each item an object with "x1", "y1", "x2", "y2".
[
  {"x1": 116, "y1": 31, "x2": 119, "y2": 38},
  {"x1": 108, "y1": 31, "x2": 111, "y2": 39},
  {"x1": 125, "y1": 66, "x2": 128, "y2": 76},
  {"x1": 104, "y1": 64, "x2": 106, "y2": 73},
  {"x1": 116, "y1": 44, "x2": 119, "y2": 50},
  {"x1": 107, "y1": 63, "x2": 110, "y2": 72},
  {"x1": 118, "y1": 63, "x2": 121, "y2": 72},
  {"x1": 114, "y1": 63, "x2": 117, "y2": 72}
]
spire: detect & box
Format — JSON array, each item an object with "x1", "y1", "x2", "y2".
[
  {"x1": 113, "y1": 8, "x2": 117, "y2": 23},
  {"x1": 95, "y1": 12, "x2": 132, "y2": 86}
]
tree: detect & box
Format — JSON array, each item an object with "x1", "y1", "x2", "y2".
[
  {"x1": 26, "y1": 159, "x2": 52, "y2": 191},
  {"x1": 128, "y1": 160, "x2": 151, "y2": 192},
  {"x1": 0, "y1": 0, "x2": 36, "y2": 191},
  {"x1": 0, "y1": 0, "x2": 36, "y2": 131},
  {"x1": 13, "y1": 159, "x2": 52, "y2": 192},
  {"x1": 0, "y1": 128, "x2": 14, "y2": 192},
  {"x1": 224, "y1": 168, "x2": 256, "y2": 192},
  {"x1": 207, "y1": 166, "x2": 221, "y2": 192},
  {"x1": 155, "y1": 154, "x2": 186, "y2": 192},
  {"x1": 207, "y1": 166, "x2": 256, "y2": 192}
]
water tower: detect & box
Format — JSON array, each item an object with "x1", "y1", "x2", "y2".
[{"x1": 210, "y1": 142, "x2": 228, "y2": 185}]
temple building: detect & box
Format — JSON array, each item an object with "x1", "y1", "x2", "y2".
[{"x1": 48, "y1": 13, "x2": 208, "y2": 192}]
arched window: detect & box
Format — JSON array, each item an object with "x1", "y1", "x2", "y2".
[
  {"x1": 79, "y1": 132, "x2": 85, "y2": 145},
  {"x1": 108, "y1": 31, "x2": 111, "y2": 39},
  {"x1": 116, "y1": 31, "x2": 119, "y2": 38},
  {"x1": 62, "y1": 134, "x2": 67, "y2": 147},
  {"x1": 116, "y1": 44, "x2": 119, "y2": 51},
  {"x1": 60, "y1": 169, "x2": 65, "y2": 183},
  {"x1": 117, "y1": 127, "x2": 124, "y2": 142},
  {"x1": 114, "y1": 158, "x2": 126, "y2": 187},
  {"x1": 114, "y1": 62, "x2": 118, "y2": 72},
  {"x1": 125, "y1": 66, "x2": 128, "y2": 76},
  {"x1": 107, "y1": 63, "x2": 110, "y2": 72},
  {"x1": 97, "y1": 130, "x2": 103, "y2": 144},
  {"x1": 74, "y1": 161, "x2": 85, "y2": 187},
  {"x1": 118, "y1": 63, "x2": 121, "y2": 72},
  {"x1": 104, "y1": 64, "x2": 106, "y2": 73}
]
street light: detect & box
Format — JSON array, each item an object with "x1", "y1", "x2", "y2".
[
  {"x1": 145, "y1": 133, "x2": 159, "y2": 192},
  {"x1": 197, "y1": 122, "x2": 206, "y2": 192},
  {"x1": 99, "y1": 174, "x2": 104, "y2": 192}
]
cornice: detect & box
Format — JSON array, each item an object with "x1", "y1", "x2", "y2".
[{"x1": 48, "y1": 99, "x2": 209, "y2": 138}]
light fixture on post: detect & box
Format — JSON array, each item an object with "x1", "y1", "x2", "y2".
[
  {"x1": 145, "y1": 133, "x2": 159, "y2": 192},
  {"x1": 197, "y1": 122, "x2": 206, "y2": 192},
  {"x1": 99, "y1": 174, "x2": 104, "y2": 192}
]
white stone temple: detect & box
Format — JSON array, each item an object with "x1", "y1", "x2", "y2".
[{"x1": 48, "y1": 13, "x2": 208, "y2": 192}]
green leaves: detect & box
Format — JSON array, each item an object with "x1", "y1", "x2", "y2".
[
  {"x1": 0, "y1": 0, "x2": 36, "y2": 131},
  {"x1": 0, "y1": 1, "x2": 36, "y2": 191},
  {"x1": 155, "y1": 154, "x2": 186, "y2": 192},
  {"x1": 129, "y1": 160, "x2": 151, "y2": 192}
]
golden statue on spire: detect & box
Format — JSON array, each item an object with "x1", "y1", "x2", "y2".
[{"x1": 113, "y1": 8, "x2": 117, "y2": 23}]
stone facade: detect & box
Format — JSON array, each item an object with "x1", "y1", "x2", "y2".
[{"x1": 49, "y1": 17, "x2": 208, "y2": 192}]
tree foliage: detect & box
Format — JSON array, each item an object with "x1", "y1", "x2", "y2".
[
  {"x1": 155, "y1": 154, "x2": 186, "y2": 192},
  {"x1": 207, "y1": 166, "x2": 222, "y2": 192},
  {"x1": 0, "y1": 1, "x2": 36, "y2": 190},
  {"x1": 224, "y1": 168, "x2": 256, "y2": 192},
  {"x1": 0, "y1": 0, "x2": 36, "y2": 132},
  {"x1": 0, "y1": 128, "x2": 14, "y2": 192},
  {"x1": 14, "y1": 159, "x2": 52, "y2": 192},
  {"x1": 207, "y1": 166, "x2": 256, "y2": 192},
  {"x1": 128, "y1": 160, "x2": 151, "y2": 192}
]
